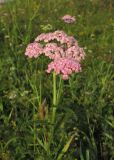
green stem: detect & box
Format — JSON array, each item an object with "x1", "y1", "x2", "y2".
[
  {"x1": 48, "y1": 72, "x2": 57, "y2": 152},
  {"x1": 39, "y1": 56, "x2": 44, "y2": 105},
  {"x1": 53, "y1": 71, "x2": 56, "y2": 106},
  {"x1": 52, "y1": 71, "x2": 57, "y2": 124},
  {"x1": 57, "y1": 76, "x2": 62, "y2": 105},
  {"x1": 39, "y1": 71, "x2": 42, "y2": 106}
]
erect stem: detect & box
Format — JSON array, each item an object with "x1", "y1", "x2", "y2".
[
  {"x1": 52, "y1": 71, "x2": 57, "y2": 124},
  {"x1": 48, "y1": 72, "x2": 57, "y2": 151},
  {"x1": 53, "y1": 71, "x2": 56, "y2": 106}
]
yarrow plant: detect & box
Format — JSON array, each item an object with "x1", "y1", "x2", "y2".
[
  {"x1": 24, "y1": 30, "x2": 85, "y2": 158},
  {"x1": 61, "y1": 14, "x2": 76, "y2": 24}
]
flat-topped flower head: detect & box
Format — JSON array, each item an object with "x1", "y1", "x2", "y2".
[
  {"x1": 61, "y1": 15, "x2": 76, "y2": 24},
  {"x1": 26, "y1": 30, "x2": 85, "y2": 61},
  {"x1": 35, "y1": 31, "x2": 76, "y2": 47},
  {"x1": 25, "y1": 42, "x2": 43, "y2": 58},
  {"x1": 46, "y1": 58, "x2": 81, "y2": 80}
]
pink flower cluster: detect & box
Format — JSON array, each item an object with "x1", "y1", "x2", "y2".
[
  {"x1": 35, "y1": 30, "x2": 76, "y2": 47},
  {"x1": 66, "y1": 45, "x2": 85, "y2": 62},
  {"x1": 47, "y1": 58, "x2": 81, "y2": 80},
  {"x1": 25, "y1": 30, "x2": 85, "y2": 79},
  {"x1": 43, "y1": 43, "x2": 65, "y2": 59},
  {"x1": 25, "y1": 42, "x2": 43, "y2": 58},
  {"x1": 61, "y1": 15, "x2": 76, "y2": 24},
  {"x1": 34, "y1": 30, "x2": 85, "y2": 61}
]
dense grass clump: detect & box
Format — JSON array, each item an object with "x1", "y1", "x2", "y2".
[{"x1": 0, "y1": 0, "x2": 114, "y2": 160}]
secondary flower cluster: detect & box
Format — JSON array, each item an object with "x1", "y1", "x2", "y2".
[
  {"x1": 25, "y1": 30, "x2": 85, "y2": 79},
  {"x1": 61, "y1": 15, "x2": 76, "y2": 24}
]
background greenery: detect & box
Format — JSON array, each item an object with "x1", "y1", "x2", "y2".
[{"x1": 0, "y1": 0, "x2": 114, "y2": 159}]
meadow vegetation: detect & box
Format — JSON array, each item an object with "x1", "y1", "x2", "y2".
[{"x1": 0, "y1": 0, "x2": 114, "y2": 159}]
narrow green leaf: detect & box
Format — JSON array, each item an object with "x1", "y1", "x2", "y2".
[
  {"x1": 0, "y1": 101, "x2": 3, "y2": 112},
  {"x1": 86, "y1": 149, "x2": 90, "y2": 160},
  {"x1": 57, "y1": 134, "x2": 75, "y2": 160}
]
